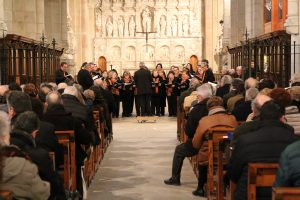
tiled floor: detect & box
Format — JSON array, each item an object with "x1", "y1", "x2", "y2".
[{"x1": 87, "y1": 116, "x2": 204, "y2": 200}]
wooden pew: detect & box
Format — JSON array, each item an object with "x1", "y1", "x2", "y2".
[
  {"x1": 0, "y1": 190, "x2": 13, "y2": 200},
  {"x1": 48, "y1": 151, "x2": 56, "y2": 171},
  {"x1": 207, "y1": 127, "x2": 234, "y2": 200},
  {"x1": 248, "y1": 163, "x2": 279, "y2": 200},
  {"x1": 272, "y1": 187, "x2": 300, "y2": 200},
  {"x1": 54, "y1": 130, "x2": 76, "y2": 192}
]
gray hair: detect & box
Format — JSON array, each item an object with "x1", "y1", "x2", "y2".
[
  {"x1": 63, "y1": 86, "x2": 78, "y2": 97},
  {"x1": 245, "y1": 88, "x2": 259, "y2": 101},
  {"x1": 189, "y1": 78, "x2": 201, "y2": 90},
  {"x1": 291, "y1": 74, "x2": 300, "y2": 84},
  {"x1": 251, "y1": 94, "x2": 271, "y2": 116},
  {"x1": 245, "y1": 77, "x2": 258, "y2": 90},
  {"x1": 13, "y1": 111, "x2": 40, "y2": 134},
  {"x1": 57, "y1": 82, "x2": 67, "y2": 90},
  {"x1": 196, "y1": 83, "x2": 213, "y2": 99},
  {"x1": 46, "y1": 91, "x2": 62, "y2": 105},
  {"x1": 139, "y1": 62, "x2": 145, "y2": 68},
  {"x1": 0, "y1": 111, "x2": 10, "y2": 145},
  {"x1": 220, "y1": 75, "x2": 232, "y2": 85}
]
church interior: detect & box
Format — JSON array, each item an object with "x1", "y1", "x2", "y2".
[{"x1": 1, "y1": 0, "x2": 300, "y2": 199}]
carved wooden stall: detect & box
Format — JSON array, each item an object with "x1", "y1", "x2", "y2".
[
  {"x1": 228, "y1": 30, "x2": 291, "y2": 87},
  {"x1": 0, "y1": 34, "x2": 64, "y2": 85}
]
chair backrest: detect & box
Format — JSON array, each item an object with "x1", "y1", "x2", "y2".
[
  {"x1": 207, "y1": 127, "x2": 235, "y2": 200},
  {"x1": 248, "y1": 163, "x2": 279, "y2": 200},
  {"x1": 272, "y1": 187, "x2": 300, "y2": 200},
  {"x1": 55, "y1": 130, "x2": 76, "y2": 192},
  {"x1": 0, "y1": 190, "x2": 13, "y2": 200}
]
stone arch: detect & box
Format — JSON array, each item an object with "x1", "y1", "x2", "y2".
[
  {"x1": 110, "y1": 46, "x2": 121, "y2": 61},
  {"x1": 174, "y1": 45, "x2": 185, "y2": 61},
  {"x1": 126, "y1": 46, "x2": 136, "y2": 61},
  {"x1": 142, "y1": 45, "x2": 155, "y2": 61},
  {"x1": 159, "y1": 45, "x2": 170, "y2": 60}
]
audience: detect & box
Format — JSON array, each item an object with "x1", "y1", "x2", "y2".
[
  {"x1": 216, "y1": 75, "x2": 232, "y2": 98},
  {"x1": 226, "y1": 78, "x2": 245, "y2": 112},
  {"x1": 0, "y1": 111, "x2": 50, "y2": 199},
  {"x1": 228, "y1": 101, "x2": 298, "y2": 200}
]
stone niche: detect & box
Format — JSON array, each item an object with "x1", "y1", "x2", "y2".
[{"x1": 94, "y1": 0, "x2": 203, "y2": 72}]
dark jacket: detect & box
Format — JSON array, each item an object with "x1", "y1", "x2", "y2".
[
  {"x1": 55, "y1": 68, "x2": 68, "y2": 85},
  {"x1": 35, "y1": 121, "x2": 64, "y2": 168},
  {"x1": 77, "y1": 69, "x2": 93, "y2": 90},
  {"x1": 216, "y1": 84, "x2": 231, "y2": 98},
  {"x1": 10, "y1": 129, "x2": 66, "y2": 199},
  {"x1": 274, "y1": 140, "x2": 300, "y2": 187},
  {"x1": 185, "y1": 99, "x2": 208, "y2": 139},
  {"x1": 202, "y1": 68, "x2": 215, "y2": 83},
  {"x1": 43, "y1": 104, "x2": 92, "y2": 166},
  {"x1": 62, "y1": 94, "x2": 89, "y2": 124},
  {"x1": 228, "y1": 120, "x2": 297, "y2": 200},
  {"x1": 232, "y1": 100, "x2": 252, "y2": 121},
  {"x1": 134, "y1": 68, "x2": 152, "y2": 95}
]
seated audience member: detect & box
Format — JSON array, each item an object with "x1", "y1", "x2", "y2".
[
  {"x1": 274, "y1": 140, "x2": 300, "y2": 187},
  {"x1": 258, "y1": 79, "x2": 275, "y2": 91},
  {"x1": 178, "y1": 78, "x2": 201, "y2": 113},
  {"x1": 216, "y1": 75, "x2": 232, "y2": 98},
  {"x1": 43, "y1": 91, "x2": 92, "y2": 196},
  {"x1": 258, "y1": 87, "x2": 273, "y2": 96},
  {"x1": 8, "y1": 83, "x2": 22, "y2": 91},
  {"x1": 232, "y1": 94, "x2": 271, "y2": 146},
  {"x1": 234, "y1": 66, "x2": 242, "y2": 79},
  {"x1": 83, "y1": 89, "x2": 95, "y2": 113},
  {"x1": 232, "y1": 88, "x2": 259, "y2": 121},
  {"x1": 228, "y1": 101, "x2": 298, "y2": 200},
  {"x1": 244, "y1": 77, "x2": 258, "y2": 90},
  {"x1": 57, "y1": 82, "x2": 68, "y2": 94},
  {"x1": 191, "y1": 97, "x2": 238, "y2": 196},
  {"x1": 270, "y1": 88, "x2": 300, "y2": 135},
  {"x1": 288, "y1": 86, "x2": 300, "y2": 112},
  {"x1": 183, "y1": 85, "x2": 200, "y2": 112},
  {"x1": 164, "y1": 84, "x2": 212, "y2": 186},
  {"x1": 0, "y1": 111, "x2": 50, "y2": 200},
  {"x1": 93, "y1": 77, "x2": 115, "y2": 114},
  {"x1": 226, "y1": 79, "x2": 245, "y2": 112},
  {"x1": 10, "y1": 111, "x2": 66, "y2": 199},
  {"x1": 0, "y1": 85, "x2": 9, "y2": 112},
  {"x1": 290, "y1": 73, "x2": 300, "y2": 87},
  {"x1": 200, "y1": 59, "x2": 215, "y2": 83},
  {"x1": 223, "y1": 78, "x2": 244, "y2": 109},
  {"x1": 38, "y1": 84, "x2": 53, "y2": 103},
  {"x1": 229, "y1": 68, "x2": 236, "y2": 78},
  {"x1": 221, "y1": 65, "x2": 229, "y2": 77}
]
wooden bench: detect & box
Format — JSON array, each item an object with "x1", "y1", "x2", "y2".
[
  {"x1": 48, "y1": 151, "x2": 56, "y2": 171},
  {"x1": 248, "y1": 163, "x2": 279, "y2": 200},
  {"x1": 54, "y1": 130, "x2": 76, "y2": 192},
  {"x1": 272, "y1": 187, "x2": 300, "y2": 200},
  {"x1": 206, "y1": 127, "x2": 235, "y2": 200},
  {"x1": 0, "y1": 190, "x2": 13, "y2": 200}
]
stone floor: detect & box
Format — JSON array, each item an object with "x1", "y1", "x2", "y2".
[{"x1": 87, "y1": 116, "x2": 205, "y2": 200}]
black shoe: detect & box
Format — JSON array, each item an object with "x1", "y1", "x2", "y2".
[
  {"x1": 164, "y1": 177, "x2": 181, "y2": 186},
  {"x1": 192, "y1": 188, "x2": 206, "y2": 197}
]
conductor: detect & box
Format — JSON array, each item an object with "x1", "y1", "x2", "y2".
[{"x1": 134, "y1": 62, "x2": 152, "y2": 116}]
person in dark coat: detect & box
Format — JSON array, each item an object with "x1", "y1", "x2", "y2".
[
  {"x1": 158, "y1": 70, "x2": 167, "y2": 116},
  {"x1": 55, "y1": 62, "x2": 71, "y2": 84},
  {"x1": 77, "y1": 62, "x2": 94, "y2": 90},
  {"x1": 200, "y1": 59, "x2": 215, "y2": 83},
  {"x1": 166, "y1": 71, "x2": 178, "y2": 117},
  {"x1": 164, "y1": 84, "x2": 212, "y2": 186},
  {"x1": 228, "y1": 101, "x2": 298, "y2": 200},
  {"x1": 274, "y1": 140, "x2": 300, "y2": 187},
  {"x1": 10, "y1": 111, "x2": 66, "y2": 200},
  {"x1": 120, "y1": 72, "x2": 134, "y2": 117},
  {"x1": 232, "y1": 88, "x2": 259, "y2": 121},
  {"x1": 151, "y1": 70, "x2": 163, "y2": 116},
  {"x1": 134, "y1": 62, "x2": 152, "y2": 116},
  {"x1": 216, "y1": 75, "x2": 232, "y2": 98}
]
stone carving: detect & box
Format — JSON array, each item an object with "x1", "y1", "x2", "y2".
[
  {"x1": 175, "y1": 45, "x2": 185, "y2": 61},
  {"x1": 159, "y1": 15, "x2": 167, "y2": 36},
  {"x1": 95, "y1": 8, "x2": 102, "y2": 35},
  {"x1": 0, "y1": 21, "x2": 8, "y2": 38},
  {"x1": 160, "y1": 46, "x2": 169, "y2": 60},
  {"x1": 106, "y1": 17, "x2": 113, "y2": 37},
  {"x1": 142, "y1": 6, "x2": 152, "y2": 32},
  {"x1": 111, "y1": 46, "x2": 121, "y2": 60},
  {"x1": 126, "y1": 46, "x2": 136, "y2": 61},
  {"x1": 171, "y1": 16, "x2": 178, "y2": 36},
  {"x1": 128, "y1": 16, "x2": 136, "y2": 37},
  {"x1": 143, "y1": 45, "x2": 154, "y2": 60},
  {"x1": 117, "y1": 16, "x2": 125, "y2": 37},
  {"x1": 182, "y1": 15, "x2": 189, "y2": 36}
]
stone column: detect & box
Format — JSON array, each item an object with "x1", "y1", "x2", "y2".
[
  {"x1": 0, "y1": 0, "x2": 7, "y2": 38},
  {"x1": 35, "y1": 0, "x2": 45, "y2": 40},
  {"x1": 286, "y1": 0, "x2": 299, "y2": 74},
  {"x1": 81, "y1": 0, "x2": 90, "y2": 61}
]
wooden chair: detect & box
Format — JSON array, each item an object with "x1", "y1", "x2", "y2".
[
  {"x1": 54, "y1": 130, "x2": 76, "y2": 192},
  {"x1": 272, "y1": 187, "x2": 300, "y2": 200},
  {"x1": 48, "y1": 151, "x2": 56, "y2": 171},
  {"x1": 0, "y1": 190, "x2": 13, "y2": 200},
  {"x1": 206, "y1": 127, "x2": 235, "y2": 200},
  {"x1": 248, "y1": 163, "x2": 279, "y2": 200}
]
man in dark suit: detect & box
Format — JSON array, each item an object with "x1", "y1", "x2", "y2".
[
  {"x1": 134, "y1": 62, "x2": 152, "y2": 116},
  {"x1": 55, "y1": 62, "x2": 71, "y2": 84},
  {"x1": 77, "y1": 62, "x2": 94, "y2": 90},
  {"x1": 200, "y1": 59, "x2": 215, "y2": 83}
]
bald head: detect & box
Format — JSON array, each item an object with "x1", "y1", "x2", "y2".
[
  {"x1": 46, "y1": 91, "x2": 62, "y2": 105},
  {"x1": 251, "y1": 94, "x2": 272, "y2": 117},
  {"x1": 0, "y1": 85, "x2": 8, "y2": 96}
]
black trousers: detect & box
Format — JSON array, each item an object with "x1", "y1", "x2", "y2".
[
  {"x1": 112, "y1": 94, "x2": 120, "y2": 117},
  {"x1": 151, "y1": 96, "x2": 160, "y2": 115},
  {"x1": 167, "y1": 95, "x2": 177, "y2": 116},
  {"x1": 122, "y1": 93, "x2": 133, "y2": 116},
  {"x1": 171, "y1": 139, "x2": 198, "y2": 178},
  {"x1": 136, "y1": 94, "x2": 151, "y2": 116}
]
